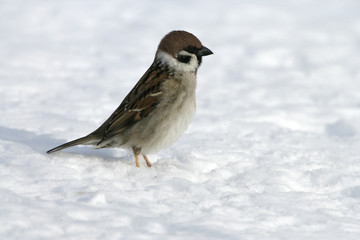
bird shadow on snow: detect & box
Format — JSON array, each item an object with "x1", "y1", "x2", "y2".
[{"x1": 0, "y1": 125, "x2": 125, "y2": 162}]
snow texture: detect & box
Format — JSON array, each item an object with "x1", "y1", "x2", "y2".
[{"x1": 1, "y1": 0, "x2": 360, "y2": 239}]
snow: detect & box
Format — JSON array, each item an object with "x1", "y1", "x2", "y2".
[{"x1": 1, "y1": 0, "x2": 360, "y2": 239}]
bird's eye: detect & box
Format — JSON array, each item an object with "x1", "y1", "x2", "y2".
[{"x1": 177, "y1": 54, "x2": 191, "y2": 64}]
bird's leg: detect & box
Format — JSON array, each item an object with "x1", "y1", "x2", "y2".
[
  {"x1": 142, "y1": 155, "x2": 152, "y2": 167},
  {"x1": 132, "y1": 146, "x2": 141, "y2": 167},
  {"x1": 134, "y1": 155, "x2": 140, "y2": 168}
]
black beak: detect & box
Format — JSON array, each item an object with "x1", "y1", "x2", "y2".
[{"x1": 197, "y1": 46, "x2": 213, "y2": 57}]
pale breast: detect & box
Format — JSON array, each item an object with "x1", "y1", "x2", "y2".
[{"x1": 134, "y1": 73, "x2": 197, "y2": 154}]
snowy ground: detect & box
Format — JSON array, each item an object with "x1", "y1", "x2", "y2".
[{"x1": 1, "y1": 0, "x2": 360, "y2": 239}]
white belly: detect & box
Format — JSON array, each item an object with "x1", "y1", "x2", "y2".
[{"x1": 140, "y1": 91, "x2": 196, "y2": 154}]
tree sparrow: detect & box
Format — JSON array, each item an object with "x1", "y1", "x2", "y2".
[{"x1": 47, "y1": 30, "x2": 213, "y2": 167}]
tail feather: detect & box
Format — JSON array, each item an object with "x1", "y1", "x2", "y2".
[{"x1": 47, "y1": 135, "x2": 98, "y2": 154}]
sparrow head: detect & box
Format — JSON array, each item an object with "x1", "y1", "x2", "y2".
[{"x1": 155, "y1": 30, "x2": 213, "y2": 72}]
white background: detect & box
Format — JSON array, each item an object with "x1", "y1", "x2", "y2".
[{"x1": 1, "y1": 0, "x2": 360, "y2": 239}]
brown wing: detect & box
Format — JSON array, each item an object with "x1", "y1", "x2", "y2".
[{"x1": 93, "y1": 63, "x2": 169, "y2": 145}]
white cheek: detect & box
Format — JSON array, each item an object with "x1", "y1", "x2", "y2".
[
  {"x1": 177, "y1": 56, "x2": 199, "y2": 72},
  {"x1": 156, "y1": 50, "x2": 199, "y2": 73}
]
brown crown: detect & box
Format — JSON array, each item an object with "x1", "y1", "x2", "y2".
[{"x1": 157, "y1": 30, "x2": 203, "y2": 57}]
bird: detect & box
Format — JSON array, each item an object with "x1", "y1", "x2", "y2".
[{"x1": 47, "y1": 30, "x2": 213, "y2": 167}]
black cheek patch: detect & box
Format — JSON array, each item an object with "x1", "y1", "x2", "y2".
[{"x1": 177, "y1": 55, "x2": 192, "y2": 64}]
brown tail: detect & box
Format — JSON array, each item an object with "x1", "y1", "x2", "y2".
[{"x1": 47, "y1": 135, "x2": 98, "y2": 154}]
